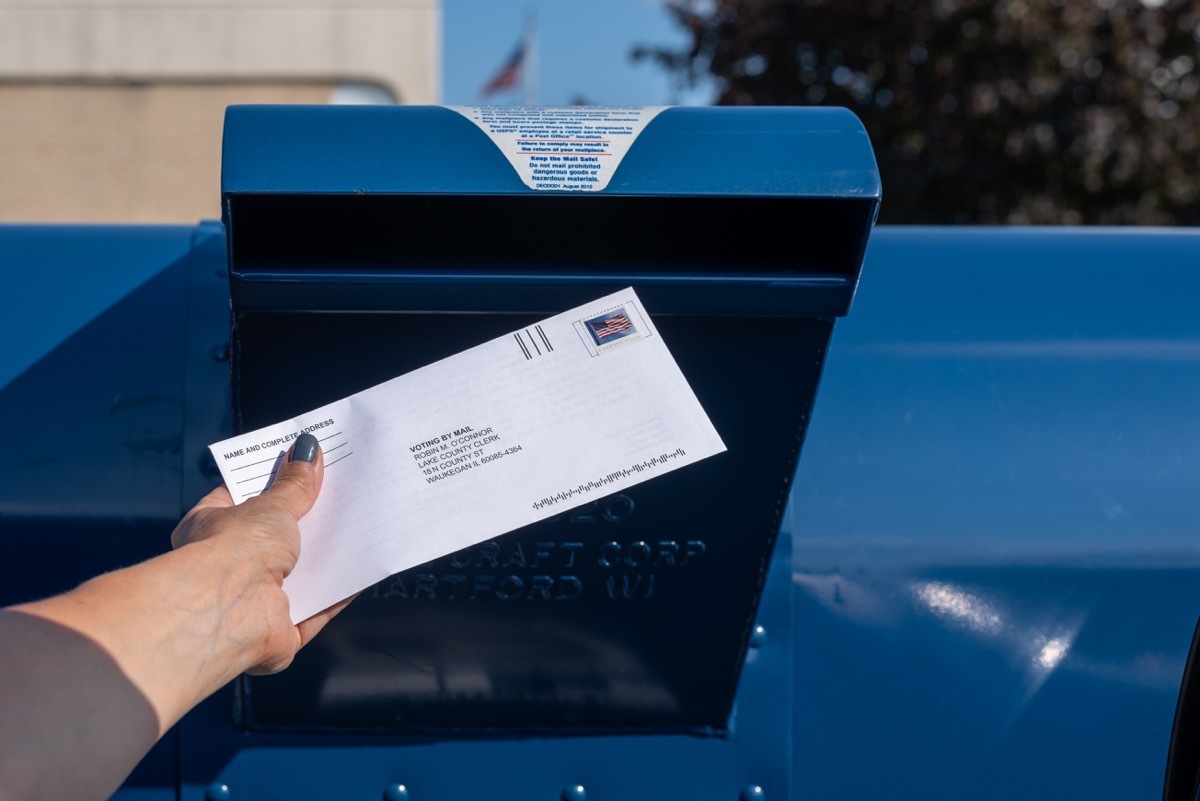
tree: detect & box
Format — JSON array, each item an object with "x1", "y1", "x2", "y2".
[{"x1": 635, "y1": 0, "x2": 1200, "y2": 224}]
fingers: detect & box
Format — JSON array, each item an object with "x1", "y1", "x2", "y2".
[
  {"x1": 256, "y1": 433, "x2": 325, "y2": 522},
  {"x1": 170, "y1": 433, "x2": 324, "y2": 551}
]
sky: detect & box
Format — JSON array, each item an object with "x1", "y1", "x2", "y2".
[{"x1": 442, "y1": 0, "x2": 712, "y2": 106}]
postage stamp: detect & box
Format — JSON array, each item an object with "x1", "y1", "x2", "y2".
[{"x1": 573, "y1": 302, "x2": 651, "y2": 356}]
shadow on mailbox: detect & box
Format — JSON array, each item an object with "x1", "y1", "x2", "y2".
[{"x1": 221, "y1": 105, "x2": 879, "y2": 733}]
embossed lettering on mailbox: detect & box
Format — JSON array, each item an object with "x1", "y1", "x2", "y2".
[{"x1": 369, "y1": 536, "x2": 706, "y2": 602}]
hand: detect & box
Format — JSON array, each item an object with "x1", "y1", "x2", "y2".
[{"x1": 170, "y1": 432, "x2": 351, "y2": 675}]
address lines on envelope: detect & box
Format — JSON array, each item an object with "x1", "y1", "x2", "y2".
[{"x1": 228, "y1": 430, "x2": 353, "y2": 501}]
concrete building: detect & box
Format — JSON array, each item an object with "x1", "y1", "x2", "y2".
[{"x1": 0, "y1": 0, "x2": 440, "y2": 222}]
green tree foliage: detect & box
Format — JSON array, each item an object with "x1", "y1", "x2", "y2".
[{"x1": 635, "y1": 0, "x2": 1200, "y2": 224}]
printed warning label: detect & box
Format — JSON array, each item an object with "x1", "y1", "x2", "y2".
[{"x1": 447, "y1": 105, "x2": 667, "y2": 192}]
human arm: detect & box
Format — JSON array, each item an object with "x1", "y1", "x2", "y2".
[{"x1": 0, "y1": 434, "x2": 349, "y2": 801}]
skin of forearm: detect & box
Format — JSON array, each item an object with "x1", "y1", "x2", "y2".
[
  {"x1": 33, "y1": 537, "x2": 279, "y2": 728},
  {"x1": 0, "y1": 607, "x2": 157, "y2": 801},
  {"x1": 0, "y1": 440, "x2": 326, "y2": 801},
  {"x1": 0, "y1": 537, "x2": 275, "y2": 801}
]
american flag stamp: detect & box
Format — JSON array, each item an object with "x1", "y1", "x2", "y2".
[{"x1": 574, "y1": 302, "x2": 650, "y2": 356}]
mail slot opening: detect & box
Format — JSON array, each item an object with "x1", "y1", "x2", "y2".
[{"x1": 227, "y1": 194, "x2": 873, "y2": 278}]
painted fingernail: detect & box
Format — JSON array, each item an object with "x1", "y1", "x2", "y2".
[{"x1": 290, "y1": 433, "x2": 319, "y2": 463}]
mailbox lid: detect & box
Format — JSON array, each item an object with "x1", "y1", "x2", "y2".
[
  {"x1": 221, "y1": 104, "x2": 881, "y2": 198},
  {"x1": 221, "y1": 105, "x2": 880, "y2": 318}
]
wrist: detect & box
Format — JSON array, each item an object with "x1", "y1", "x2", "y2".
[{"x1": 43, "y1": 536, "x2": 285, "y2": 729}]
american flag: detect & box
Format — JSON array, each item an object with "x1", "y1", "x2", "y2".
[
  {"x1": 479, "y1": 42, "x2": 524, "y2": 99},
  {"x1": 589, "y1": 312, "x2": 633, "y2": 341}
]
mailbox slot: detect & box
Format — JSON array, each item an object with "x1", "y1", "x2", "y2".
[{"x1": 229, "y1": 194, "x2": 871, "y2": 276}]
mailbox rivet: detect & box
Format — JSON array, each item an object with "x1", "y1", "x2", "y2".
[
  {"x1": 211, "y1": 343, "x2": 230, "y2": 362},
  {"x1": 204, "y1": 782, "x2": 231, "y2": 801},
  {"x1": 561, "y1": 784, "x2": 587, "y2": 801},
  {"x1": 740, "y1": 785, "x2": 765, "y2": 801},
  {"x1": 750, "y1": 625, "x2": 767, "y2": 648},
  {"x1": 383, "y1": 784, "x2": 410, "y2": 801}
]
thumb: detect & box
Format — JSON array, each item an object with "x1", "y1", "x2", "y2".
[{"x1": 258, "y1": 432, "x2": 325, "y2": 521}]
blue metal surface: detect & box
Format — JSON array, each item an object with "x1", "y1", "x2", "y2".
[
  {"x1": 0, "y1": 225, "x2": 196, "y2": 390},
  {"x1": 0, "y1": 224, "x2": 231, "y2": 526},
  {"x1": 222, "y1": 105, "x2": 880, "y2": 198},
  {"x1": 791, "y1": 226, "x2": 1200, "y2": 800},
  {"x1": 0, "y1": 223, "x2": 211, "y2": 801},
  {"x1": 215, "y1": 110, "x2": 858, "y2": 790},
  {"x1": 221, "y1": 106, "x2": 879, "y2": 318},
  {"x1": 177, "y1": 529, "x2": 794, "y2": 801},
  {"x1": 3, "y1": 217, "x2": 1198, "y2": 799}
]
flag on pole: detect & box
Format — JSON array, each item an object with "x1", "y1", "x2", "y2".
[{"x1": 479, "y1": 41, "x2": 524, "y2": 100}]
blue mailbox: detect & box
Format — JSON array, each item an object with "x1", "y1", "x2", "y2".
[
  {"x1": 219, "y1": 105, "x2": 878, "y2": 744},
  {"x1": 183, "y1": 104, "x2": 880, "y2": 798}
]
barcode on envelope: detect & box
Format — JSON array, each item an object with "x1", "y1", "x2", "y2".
[{"x1": 515, "y1": 325, "x2": 553, "y2": 360}]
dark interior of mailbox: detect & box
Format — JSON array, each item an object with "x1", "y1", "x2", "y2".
[
  {"x1": 229, "y1": 192, "x2": 861, "y2": 734},
  {"x1": 228, "y1": 194, "x2": 871, "y2": 278}
]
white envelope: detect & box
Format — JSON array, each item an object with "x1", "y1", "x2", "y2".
[{"x1": 209, "y1": 287, "x2": 726, "y2": 622}]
